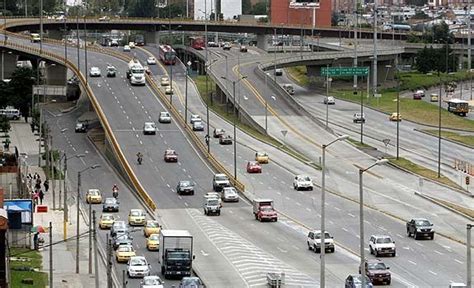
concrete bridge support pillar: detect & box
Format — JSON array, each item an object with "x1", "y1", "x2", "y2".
[
  {"x1": 256, "y1": 34, "x2": 270, "y2": 51},
  {"x1": 44, "y1": 63, "x2": 67, "y2": 85},
  {"x1": 306, "y1": 65, "x2": 324, "y2": 86},
  {"x1": 145, "y1": 30, "x2": 158, "y2": 45},
  {"x1": 0, "y1": 51, "x2": 18, "y2": 80},
  {"x1": 47, "y1": 29, "x2": 64, "y2": 40}
]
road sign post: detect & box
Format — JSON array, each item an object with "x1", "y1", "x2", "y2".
[{"x1": 321, "y1": 67, "x2": 369, "y2": 77}]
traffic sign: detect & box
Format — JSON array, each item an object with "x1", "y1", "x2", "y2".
[
  {"x1": 321, "y1": 67, "x2": 369, "y2": 77},
  {"x1": 281, "y1": 130, "x2": 288, "y2": 137}
]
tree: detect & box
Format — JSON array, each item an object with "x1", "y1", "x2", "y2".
[
  {"x1": 7, "y1": 67, "x2": 36, "y2": 118},
  {"x1": 242, "y1": 0, "x2": 251, "y2": 14},
  {"x1": 251, "y1": 2, "x2": 267, "y2": 15},
  {"x1": 415, "y1": 46, "x2": 435, "y2": 74}
]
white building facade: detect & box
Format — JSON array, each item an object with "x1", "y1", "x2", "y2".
[{"x1": 193, "y1": 0, "x2": 242, "y2": 20}]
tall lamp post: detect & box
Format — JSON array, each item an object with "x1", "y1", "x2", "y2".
[
  {"x1": 467, "y1": 223, "x2": 472, "y2": 288},
  {"x1": 320, "y1": 135, "x2": 348, "y2": 287},
  {"x1": 221, "y1": 75, "x2": 247, "y2": 180},
  {"x1": 185, "y1": 61, "x2": 191, "y2": 123},
  {"x1": 359, "y1": 159, "x2": 389, "y2": 288},
  {"x1": 75, "y1": 164, "x2": 100, "y2": 274}
]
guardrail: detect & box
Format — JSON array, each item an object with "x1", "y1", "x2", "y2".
[
  {"x1": 0, "y1": 37, "x2": 157, "y2": 211},
  {"x1": 89, "y1": 45, "x2": 246, "y2": 192}
]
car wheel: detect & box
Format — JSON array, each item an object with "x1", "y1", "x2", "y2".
[
  {"x1": 309, "y1": 187, "x2": 313, "y2": 191},
  {"x1": 431, "y1": 234, "x2": 434, "y2": 240},
  {"x1": 331, "y1": 247, "x2": 335, "y2": 253},
  {"x1": 375, "y1": 250, "x2": 379, "y2": 257},
  {"x1": 387, "y1": 280, "x2": 391, "y2": 285},
  {"x1": 369, "y1": 246, "x2": 373, "y2": 255},
  {"x1": 313, "y1": 244, "x2": 318, "y2": 253},
  {"x1": 307, "y1": 242, "x2": 312, "y2": 250},
  {"x1": 414, "y1": 232, "x2": 419, "y2": 240},
  {"x1": 315, "y1": 247, "x2": 321, "y2": 253},
  {"x1": 258, "y1": 216, "x2": 261, "y2": 222},
  {"x1": 392, "y1": 251, "x2": 396, "y2": 257},
  {"x1": 407, "y1": 230, "x2": 411, "y2": 237}
]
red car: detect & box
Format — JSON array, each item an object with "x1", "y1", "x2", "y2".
[
  {"x1": 164, "y1": 149, "x2": 178, "y2": 162},
  {"x1": 246, "y1": 161, "x2": 262, "y2": 173}
]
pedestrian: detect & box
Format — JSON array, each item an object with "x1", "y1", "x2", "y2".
[
  {"x1": 33, "y1": 173, "x2": 39, "y2": 180},
  {"x1": 33, "y1": 191, "x2": 39, "y2": 205},
  {"x1": 34, "y1": 181, "x2": 41, "y2": 191},
  {"x1": 39, "y1": 190, "x2": 44, "y2": 205},
  {"x1": 43, "y1": 180, "x2": 49, "y2": 192},
  {"x1": 33, "y1": 232, "x2": 39, "y2": 250}
]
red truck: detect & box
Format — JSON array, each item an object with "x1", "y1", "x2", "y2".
[{"x1": 253, "y1": 199, "x2": 277, "y2": 222}]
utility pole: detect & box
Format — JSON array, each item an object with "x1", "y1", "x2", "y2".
[
  {"x1": 93, "y1": 210, "x2": 99, "y2": 288},
  {"x1": 353, "y1": 0, "x2": 359, "y2": 89},
  {"x1": 467, "y1": 224, "x2": 472, "y2": 288},
  {"x1": 63, "y1": 156, "x2": 68, "y2": 240},
  {"x1": 373, "y1": 0, "x2": 378, "y2": 98},
  {"x1": 75, "y1": 171, "x2": 81, "y2": 274},
  {"x1": 122, "y1": 270, "x2": 127, "y2": 288},
  {"x1": 49, "y1": 221, "x2": 53, "y2": 288},
  {"x1": 106, "y1": 235, "x2": 112, "y2": 288},
  {"x1": 40, "y1": 0, "x2": 43, "y2": 54},
  {"x1": 88, "y1": 201, "x2": 92, "y2": 274},
  {"x1": 50, "y1": 135, "x2": 56, "y2": 210}
]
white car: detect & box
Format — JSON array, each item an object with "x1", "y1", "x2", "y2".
[
  {"x1": 127, "y1": 256, "x2": 150, "y2": 278},
  {"x1": 89, "y1": 67, "x2": 101, "y2": 77},
  {"x1": 324, "y1": 96, "x2": 335, "y2": 105},
  {"x1": 369, "y1": 235, "x2": 396, "y2": 257},
  {"x1": 158, "y1": 111, "x2": 171, "y2": 123},
  {"x1": 165, "y1": 87, "x2": 174, "y2": 95},
  {"x1": 275, "y1": 68, "x2": 283, "y2": 76},
  {"x1": 147, "y1": 57, "x2": 157, "y2": 65},
  {"x1": 307, "y1": 230, "x2": 335, "y2": 253},
  {"x1": 128, "y1": 42, "x2": 136, "y2": 49},
  {"x1": 160, "y1": 77, "x2": 170, "y2": 86},
  {"x1": 98, "y1": 16, "x2": 110, "y2": 21},
  {"x1": 140, "y1": 275, "x2": 164, "y2": 288},
  {"x1": 123, "y1": 45, "x2": 131, "y2": 52},
  {"x1": 293, "y1": 175, "x2": 313, "y2": 191},
  {"x1": 190, "y1": 114, "x2": 201, "y2": 124},
  {"x1": 222, "y1": 187, "x2": 239, "y2": 202},
  {"x1": 143, "y1": 122, "x2": 156, "y2": 135}
]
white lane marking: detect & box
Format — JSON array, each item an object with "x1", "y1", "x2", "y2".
[
  {"x1": 342, "y1": 228, "x2": 348, "y2": 232},
  {"x1": 184, "y1": 202, "x2": 188, "y2": 207},
  {"x1": 396, "y1": 234, "x2": 404, "y2": 238},
  {"x1": 276, "y1": 192, "x2": 281, "y2": 195},
  {"x1": 434, "y1": 250, "x2": 443, "y2": 255},
  {"x1": 408, "y1": 260, "x2": 417, "y2": 265},
  {"x1": 139, "y1": 141, "x2": 143, "y2": 145},
  {"x1": 454, "y1": 259, "x2": 463, "y2": 264},
  {"x1": 296, "y1": 202, "x2": 302, "y2": 206},
  {"x1": 347, "y1": 213, "x2": 355, "y2": 218},
  {"x1": 306, "y1": 208, "x2": 311, "y2": 212},
  {"x1": 334, "y1": 207, "x2": 341, "y2": 211},
  {"x1": 178, "y1": 196, "x2": 182, "y2": 200},
  {"x1": 166, "y1": 184, "x2": 170, "y2": 188},
  {"x1": 276, "y1": 247, "x2": 288, "y2": 253},
  {"x1": 200, "y1": 250, "x2": 209, "y2": 256},
  {"x1": 415, "y1": 242, "x2": 424, "y2": 247},
  {"x1": 428, "y1": 270, "x2": 437, "y2": 276}
]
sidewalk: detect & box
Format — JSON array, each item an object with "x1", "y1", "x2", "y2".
[{"x1": 10, "y1": 121, "x2": 109, "y2": 288}]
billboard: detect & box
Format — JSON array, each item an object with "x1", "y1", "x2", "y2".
[
  {"x1": 289, "y1": 0, "x2": 320, "y2": 8},
  {"x1": 4, "y1": 199, "x2": 33, "y2": 225}
]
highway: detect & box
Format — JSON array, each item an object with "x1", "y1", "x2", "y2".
[{"x1": 2, "y1": 27, "x2": 473, "y2": 286}]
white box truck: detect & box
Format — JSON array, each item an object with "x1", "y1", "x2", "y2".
[
  {"x1": 159, "y1": 230, "x2": 194, "y2": 279},
  {"x1": 126, "y1": 59, "x2": 146, "y2": 86}
]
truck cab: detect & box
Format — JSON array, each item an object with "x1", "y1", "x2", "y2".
[
  {"x1": 253, "y1": 199, "x2": 277, "y2": 222},
  {"x1": 203, "y1": 198, "x2": 221, "y2": 216},
  {"x1": 159, "y1": 230, "x2": 194, "y2": 279}
]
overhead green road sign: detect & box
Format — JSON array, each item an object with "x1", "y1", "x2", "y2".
[{"x1": 321, "y1": 67, "x2": 369, "y2": 77}]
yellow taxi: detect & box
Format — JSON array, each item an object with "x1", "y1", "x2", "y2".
[
  {"x1": 128, "y1": 209, "x2": 146, "y2": 226},
  {"x1": 115, "y1": 244, "x2": 136, "y2": 263},
  {"x1": 389, "y1": 112, "x2": 402, "y2": 122},
  {"x1": 255, "y1": 152, "x2": 269, "y2": 164},
  {"x1": 86, "y1": 189, "x2": 102, "y2": 204},
  {"x1": 146, "y1": 234, "x2": 160, "y2": 251},
  {"x1": 99, "y1": 214, "x2": 115, "y2": 229},
  {"x1": 143, "y1": 220, "x2": 161, "y2": 237}
]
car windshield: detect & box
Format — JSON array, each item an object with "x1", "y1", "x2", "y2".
[
  {"x1": 160, "y1": 112, "x2": 169, "y2": 117},
  {"x1": 118, "y1": 245, "x2": 133, "y2": 252},
  {"x1": 215, "y1": 175, "x2": 228, "y2": 181},
  {"x1": 415, "y1": 220, "x2": 431, "y2": 226},
  {"x1": 300, "y1": 176, "x2": 311, "y2": 181},
  {"x1": 147, "y1": 221, "x2": 158, "y2": 228},
  {"x1": 130, "y1": 258, "x2": 146, "y2": 266},
  {"x1": 376, "y1": 237, "x2": 392, "y2": 244},
  {"x1": 314, "y1": 232, "x2": 331, "y2": 239},
  {"x1": 105, "y1": 198, "x2": 116, "y2": 204},
  {"x1": 208, "y1": 199, "x2": 219, "y2": 206},
  {"x1": 352, "y1": 276, "x2": 370, "y2": 284},
  {"x1": 102, "y1": 215, "x2": 114, "y2": 221},
  {"x1": 113, "y1": 221, "x2": 125, "y2": 227},
  {"x1": 249, "y1": 162, "x2": 258, "y2": 166},
  {"x1": 180, "y1": 181, "x2": 192, "y2": 187},
  {"x1": 225, "y1": 188, "x2": 236, "y2": 194},
  {"x1": 131, "y1": 210, "x2": 143, "y2": 217},
  {"x1": 89, "y1": 190, "x2": 99, "y2": 196},
  {"x1": 257, "y1": 152, "x2": 267, "y2": 157},
  {"x1": 182, "y1": 278, "x2": 200, "y2": 285},
  {"x1": 367, "y1": 262, "x2": 387, "y2": 270},
  {"x1": 166, "y1": 150, "x2": 176, "y2": 155},
  {"x1": 145, "y1": 123, "x2": 155, "y2": 128},
  {"x1": 144, "y1": 277, "x2": 161, "y2": 285},
  {"x1": 149, "y1": 234, "x2": 159, "y2": 240},
  {"x1": 148, "y1": 57, "x2": 155, "y2": 61},
  {"x1": 261, "y1": 206, "x2": 273, "y2": 212}
]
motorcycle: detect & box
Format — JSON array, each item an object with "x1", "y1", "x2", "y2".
[{"x1": 112, "y1": 187, "x2": 119, "y2": 199}]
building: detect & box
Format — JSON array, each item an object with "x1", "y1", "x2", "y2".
[
  {"x1": 193, "y1": 0, "x2": 243, "y2": 20},
  {"x1": 270, "y1": 0, "x2": 332, "y2": 27}
]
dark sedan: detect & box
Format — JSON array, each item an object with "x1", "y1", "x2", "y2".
[
  {"x1": 177, "y1": 180, "x2": 195, "y2": 195},
  {"x1": 112, "y1": 233, "x2": 133, "y2": 250},
  {"x1": 102, "y1": 197, "x2": 120, "y2": 212}
]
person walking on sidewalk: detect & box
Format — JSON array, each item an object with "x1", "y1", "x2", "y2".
[
  {"x1": 39, "y1": 190, "x2": 44, "y2": 205},
  {"x1": 43, "y1": 180, "x2": 49, "y2": 192}
]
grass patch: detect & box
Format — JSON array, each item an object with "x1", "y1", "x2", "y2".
[
  {"x1": 388, "y1": 157, "x2": 462, "y2": 190},
  {"x1": 421, "y1": 130, "x2": 474, "y2": 147},
  {"x1": 10, "y1": 248, "x2": 48, "y2": 288},
  {"x1": 399, "y1": 71, "x2": 473, "y2": 91},
  {"x1": 430, "y1": 197, "x2": 474, "y2": 219},
  {"x1": 286, "y1": 66, "x2": 309, "y2": 86},
  {"x1": 333, "y1": 90, "x2": 474, "y2": 131},
  {"x1": 347, "y1": 137, "x2": 373, "y2": 148},
  {"x1": 193, "y1": 75, "x2": 318, "y2": 168}
]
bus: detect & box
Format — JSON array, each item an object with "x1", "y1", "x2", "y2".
[
  {"x1": 446, "y1": 98, "x2": 469, "y2": 116},
  {"x1": 189, "y1": 36, "x2": 205, "y2": 50},
  {"x1": 159, "y1": 45, "x2": 176, "y2": 65}
]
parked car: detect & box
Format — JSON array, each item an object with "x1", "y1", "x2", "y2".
[
  {"x1": 406, "y1": 218, "x2": 434, "y2": 240},
  {"x1": 246, "y1": 161, "x2": 262, "y2": 173},
  {"x1": 98, "y1": 16, "x2": 110, "y2": 21},
  {"x1": 159, "y1": 111, "x2": 171, "y2": 123},
  {"x1": 212, "y1": 174, "x2": 230, "y2": 192},
  {"x1": 219, "y1": 134, "x2": 232, "y2": 145},
  {"x1": 140, "y1": 275, "x2": 164, "y2": 288},
  {"x1": 324, "y1": 96, "x2": 336, "y2": 105},
  {"x1": 192, "y1": 121, "x2": 204, "y2": 131},
  {"x1": 127, "y1": 256, "x2": 150, "y2": 278},
  {"x1": 389, "y1": 112, "x2": 401, "y2": 122},
  {"x1": 164, "y1": 149, "x2": 178, "y2": 162},
  {"x1": 89, "y1": 67, "x2": 101, "y2": 77},
  {"x1": 255, "y1": 151, "x2": 269, "y2": 164},
  {"x1": 293, "y1": 175, "x2": 313, "y2": 191},
  {"x1": 307, "y1": 230, "x2": 335, "y2": 253},
  {"x1": 128, "y1": 209, "x2": 146, "y2": 226},
  {"x1": 176, "y1": 180, "x2": 195, "y2": 195},
  {"x1": 213, "y1": 128, "x2": 225, "y2": 138},
  {"x1": 222, "y1": 187, "x2": 239, "y2": 202},
  {"x1": 86, "y1": 189, "x2": 102, "y2": 204},
  {"x1": 103, "y1": 197, "x2": 120, "y2": 212},
  {"x1": 345, "y1": 274, "x2": 373, "y2": 288},
  {"x1": 369, "y1": 235, "x2": 396, "y2": 257},
  {"x1": 99, "y1": 214, "x2": 115, "y2": 229},
  {"x1": 147, "y1": 57, "x2": 157, "y2": 65},
  {"x1": 353, "y1": 112, "x2": 366, "y2": 123},
  {"x1": 143, "y1": 122, "x2": 156, "y2": 135},
  {"x1": 359, "y1": 259, "x2": 391, "y2": 285}
]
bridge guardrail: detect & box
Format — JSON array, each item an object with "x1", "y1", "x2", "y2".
[{"x1": 0, "y1": 38, "x2": 157, "y2": 211}]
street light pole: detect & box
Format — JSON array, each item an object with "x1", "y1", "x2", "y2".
[
  {"x1": 185, "y1": 61, "x2": 191, "y2": 123},
  {"x1": 326, "y1": 64, "x2": 329, "y2": 129},
  {"x1": 359, "y1": 159, "x2": 389, "y2": 288},
  {"x1": 438, "y1": 71, "x2": 442, "y2": 178},
  {"x1": 321, "y1": 135, "x2": 348, "y2": 288},
  {"x1": 467, "y1": 223, "x2": 472, "y2": 288},
  {"x1": 396, "y1": 77, "x2": 400, "y2": 159}
]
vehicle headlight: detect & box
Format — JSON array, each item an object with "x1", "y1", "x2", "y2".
[{"x1": 416, "y1": 228, "x2": 422, "y2": 232}]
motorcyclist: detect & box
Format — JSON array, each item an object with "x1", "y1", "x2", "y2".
[
  {"x1": 112, "y1": 184, "x2": 119, "y2": 198},
  {"x1": 137, "y1": 152, "x2": 143, "y2": 165}
]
